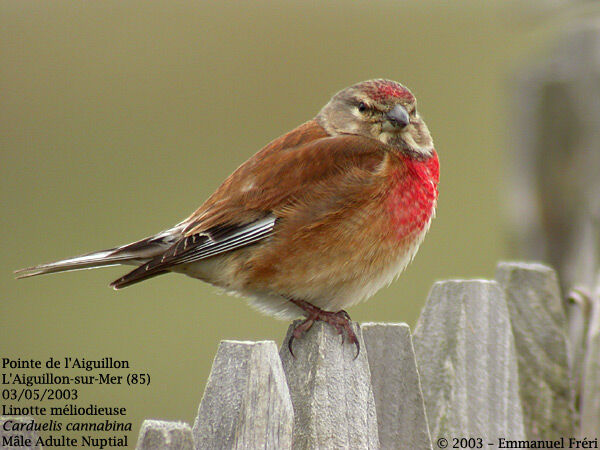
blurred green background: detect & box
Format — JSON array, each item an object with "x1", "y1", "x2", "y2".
[{"x1": 1, "y1": 0, "x2": 562, "y2": 444}]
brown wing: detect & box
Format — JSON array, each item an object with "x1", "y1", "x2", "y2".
[
  {"x1": 110, "y1": 121, "x2": 388, "y2": 288},
  {"x1": 181, "y1": 121, "x2": 387, "y2": 234}
]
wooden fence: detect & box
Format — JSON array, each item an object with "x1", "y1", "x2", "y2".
[
  {"x1": 130, "y1": 261, "x2": 597, "y2": 449},
  {"x1": 2, "y1": 262, "x2": 598, "y2": 449}
]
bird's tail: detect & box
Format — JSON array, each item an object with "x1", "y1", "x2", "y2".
[
  {"x1": 14, "y1": 230, "x2": 178, "y2": 280},
  {"x1": 14, "y1": 248, "x2": 141, "y2": 279}
]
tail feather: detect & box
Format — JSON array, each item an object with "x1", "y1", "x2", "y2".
[
  {"x1": 109, "y1": 263, "x2": 169, "y2": 290},
  {"x1": 14, "y1": 230, "x2": 180, "y2": 280},
  {"x1": 14, "y1": 247, "x2": 148, "y2": 279}
]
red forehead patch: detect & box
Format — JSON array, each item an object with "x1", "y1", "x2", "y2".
[{"x1": 365, "y1": 80, "x2": 414, "y2": 102}]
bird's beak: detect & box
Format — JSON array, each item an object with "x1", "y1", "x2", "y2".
[{"x1": 385, "y1": 105, "x2": 410, "y2": 129}]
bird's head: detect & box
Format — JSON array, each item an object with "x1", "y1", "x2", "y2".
[{"x1": 316, "y1": 79, "x2": 434, "y2": 158}]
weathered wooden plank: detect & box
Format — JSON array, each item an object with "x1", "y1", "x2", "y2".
[
  {"x1": 362, "y1": 322, "x2": 432, "y2": 450},
  {"x1": 580, "y1": 270, "x2": 600, "y2": 436},
  {"x1": 136, "y1": 420, "x2": 194, "y2": 450},
  {"x1": 0, "y1": 416, "x2": 41, "y2": 449},
  {"x1": 495, "y1": 262, "x2": 575, "y2": 438},
  {"x1": 413, "y1": 280, "x2": 525, "y2": 441},
  {"x1": 192, "y1": 340, "x2": 293, "y2": 449},
  {"x1": 279, "y1": 320, "x2": 379, "y2": 449}
]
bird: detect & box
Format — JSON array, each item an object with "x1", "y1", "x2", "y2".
[{"x1": 15, "y1": 79, "x2": 439, "y2": 357}]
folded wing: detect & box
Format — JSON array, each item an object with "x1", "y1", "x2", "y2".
[{"x1": 110, "y1": 216, "x2": 276, "y2": 289}]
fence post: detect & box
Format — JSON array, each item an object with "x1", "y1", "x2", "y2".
[
  {"x1": 495, "y1": 262, "x2": 574, "y2": 438},
  {"x1": 580, "y1": 270, "x2": 600, "y2": 436},
  {"x1": 0, "y1": 416, "x2": 41, "y2": 449},
  {"x1": 136, "y1": 420, "x2": 194, "y2": 450},
  {"x1": 413, "y1": 280, "x2": 525, "y2": 441},
  {"x1": 192, "y1": 340, "x2": 293, "y2": 449},
  {"x1": 279, "y1": 320, "x2": 379, "y2": 449},
  {"x1": 362, "y1": 322, "x2": 433, "y2": 450}
]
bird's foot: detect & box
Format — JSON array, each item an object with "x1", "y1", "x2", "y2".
[{"x1": 287, "y1": 298, "x2": 359, "y2": 359}]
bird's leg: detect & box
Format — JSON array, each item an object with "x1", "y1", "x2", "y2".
[{"x1": 287, "y1": 298, "x2": 360, "y2": 359}]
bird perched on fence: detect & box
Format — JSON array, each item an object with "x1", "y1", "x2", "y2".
[{"x1": 15, "y1": 79, "x2": 439, "y2": 357}]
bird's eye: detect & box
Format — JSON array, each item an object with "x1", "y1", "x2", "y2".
[{"x1": 358, "y1": 102, "x2": 367, "y2": 113}]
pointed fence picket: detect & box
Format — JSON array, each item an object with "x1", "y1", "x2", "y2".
[{"x1": 132, "y1": 261, "x2": 594, "y2": 449}]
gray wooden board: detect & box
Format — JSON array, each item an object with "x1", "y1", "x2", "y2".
[
  {"x1": 362, "y1": 322, "x2": 433, "y2": 450},
  {"x1": 495, "y1": 262, "x2": 575, "y2": 439},
  {"x1": 136, "y1": 420, "x2": 194, "y2": 450},
  {"x1": 279, "y1": 320, "x2": 379, "y2": 449},
  {"x1": 192, "y1": 340, "x2": 293, "y2": 449},
  {"x1": 0, "y1": 416, "x2": 42, "y2": 449},
  {"x1": 580, "y1": 270, "x2": 600, "y2": 436},
  {"x1": 413, "y1": 280, "x2": 525, "y2": 441}
]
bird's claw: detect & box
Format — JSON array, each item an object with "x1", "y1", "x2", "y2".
[
  {"x1": 287, "y1": 300, "x2": 360, "y2": 359},
  {"x1": 288, "y1": 318, "x2": 315, "y2": 358}
]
